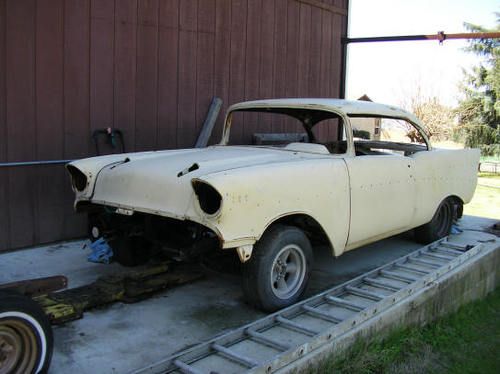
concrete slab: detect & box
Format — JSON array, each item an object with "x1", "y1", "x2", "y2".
[{"x1": 0, "y1": 215, "x2": 497, "y2": 374}]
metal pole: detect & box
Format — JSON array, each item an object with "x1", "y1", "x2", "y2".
[
  {"x1": 0, "y1": 159, "x2": 74, "y2": 168},
  {"x1": 344, "y1": 31, "x2": 500, "y2": 44},
  {"x1": 339, "y1": 0, "x2": 350, "y2": 99},
  {"x1": 340, "y1": 30, "x2": 499, "y2": 98}
]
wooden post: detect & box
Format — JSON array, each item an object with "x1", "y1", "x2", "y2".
[{"x1": 195, "y1": 97, "x2": 223, "y2": 148}]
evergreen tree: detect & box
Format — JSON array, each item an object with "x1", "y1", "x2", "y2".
[{"x1": 455, "y1": 15, "x2": 500, "y2": 156}]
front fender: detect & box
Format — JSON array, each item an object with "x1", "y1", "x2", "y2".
[
  {"x1": 67, "y1": 154, "x2": 136, "y2": 201},
  {"x1": 196, "y1": 158, "x2": 350, "y2": 256}
]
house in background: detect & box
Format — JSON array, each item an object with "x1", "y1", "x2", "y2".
[{"x1": 351, "y1": 94, "x2": 381, "y2": 140}]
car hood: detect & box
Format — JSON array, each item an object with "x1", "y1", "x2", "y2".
[{"x1": 75, "y1": 145, "x2": 311, "y2": 220}]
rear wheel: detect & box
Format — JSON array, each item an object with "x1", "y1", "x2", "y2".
[
  {"x1": 415, "y1": 198, "x2": 454, "y2": 244},
  {"x1": 242, "y1": 225, "x2": 313, "y2": 312},
  {"x1": 0, "y1": 290, "x2": 53, "y2": 374}
]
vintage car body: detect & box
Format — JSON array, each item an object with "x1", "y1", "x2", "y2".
[{"x1": 67, "y1": 99, "x2": 479, "y2": 311}]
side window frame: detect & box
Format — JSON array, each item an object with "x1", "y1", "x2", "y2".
[
  {"x1": 347, "y1": 114, "x2": 431, "y2": 154},
  {"x1": 321, "y1": 110, "x2": 355, "y2": 157}
]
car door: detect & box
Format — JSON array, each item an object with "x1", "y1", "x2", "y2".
[
  {"x1": 344, "y1": 154, "x2": 416, "y2": 247},
  {"x1": 343, "y1": 115, "x2": 428, "y2": 249}
]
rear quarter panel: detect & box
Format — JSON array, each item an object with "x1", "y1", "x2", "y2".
[{"x1": 411, "y1": 148, "x2": 480, "y2": 225}]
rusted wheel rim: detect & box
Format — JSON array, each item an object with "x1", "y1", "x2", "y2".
[{"x1": 0, "y1": 318, "x2": 39, "y2": 374}]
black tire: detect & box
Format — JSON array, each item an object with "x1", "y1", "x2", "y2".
[
  {"x1": 415, "y1": 198, "x2": 454, "y2": 244},
  {"x1": 242, "y1": 225, "x2": 313, "y2": 312},
  {"x1": 110, "y1": 235, "x2": 151, "y2": 267},
  {"x1": 0, "y1": 290, "x2": 53, "y2": 374}
]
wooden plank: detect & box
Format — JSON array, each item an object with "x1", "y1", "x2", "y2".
[
  {"x1": 309, "y1": 7, "x2": 321, "y2": 97},
  {"x1": 135, "y1": 0, "x2": 159, "y2": 151},
  {"x1": 195, "y1": 0, "x2": 215, "y2": 144},
  {"x1": 35, "y1": 0, "x2": 64, "y2": 165},
  {"x1": 6, "y1": 0, "x2": 37, "y2": 248},
  {"x1": 243, "y1": 0, "x2": 261, "y2": 144},
  {"x1": 0, "y1": 0, "x2": 9, "y2": 251},
  {"x1": 114, "y1": 0, "x2": 138, "y2": 152},
  {"x1": 258, "y1": 0, "x2": 275, "y2": 135},
  {"x1": 63, "y1": 0, "x2": 91, "y2": 238},
  {"x1": 319, "y1": 9, "x2": 333, "y2": 139},
  {"x1": 285, "y1": 0, "x2": 299, "y2": 96},
  {"x1": 284, "y1": 0, "x2": 299, "y2": 133},
  {"x1": 330, "y1": 10, "x2": 342, "y2": 99},
  {"x1": 330, "y1": 0, "x2": 346, "y2": 99},
  {"x1": 228, "y1": 0, "x2": 247, "y2": 144},
  {"x1": 334, "y1": 0, "x2": 347, "y2": 10},
  {"x1": 340, "y1": 0, "x2": 348, "y2": 98},
  {"x1": 314, "y1": 1, "x2": 338, "y2": 140},
  {"x1": 259, "y1": 1, "x2": 275, "y2": 95},
  {"x1": 309, "y1": 6, "x2": 322, "y2": 139},
  {"x1": 36, "y1": 0, "x2": 65, "y2": 243},
  {"x1": 332, "y1": 0, "x2": 345, "y2": 138},
  {"x1": 325, "y1": 2, "x2": 340, "y2": 140},
  {"x1": 295, "y1": 0, "x2": 347, "y2": 16},
  {"x1": 272, "y1": 0, "x2": 287, "y2": 134},
  {"x1": 64, "y1": 0, "x2": 91, "y2": 159},
  {"x1": 177, "y1": 0, "x2": 197, "y2": 148},
  {"x1": 210, "y1": 0, "x2": 231, "y2": 145},
  {"x1": 157, "y1": 0, "x2": 179, "y2": 150},
  {"x1": 297, "y1": 3, "x2": 311, "y2": 97},
  {"x1": 90, "y1": 0, "x2": 115, "y2": 155},
  {"x1": 319, "y1": 4, "x2": 333, "y2": 97},
  {"x1": 195, "y1": 97, "x2": 222, "y2": 148}
]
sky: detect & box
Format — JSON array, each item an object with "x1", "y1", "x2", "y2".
[{"x1": 346, "y1": 0, "x2": 499, "y2": 108}]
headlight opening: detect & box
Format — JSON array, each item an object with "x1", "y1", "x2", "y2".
[
  {"x1": 192, "y1": 180, "x2": 222, "y2": 216},
  {"x1": 67, "y1": 165, "x2": 88, "y2": 192}
]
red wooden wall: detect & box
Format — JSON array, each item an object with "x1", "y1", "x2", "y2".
[{"x1": 0, "y1": 0, "x2": 348, "y2": 251}]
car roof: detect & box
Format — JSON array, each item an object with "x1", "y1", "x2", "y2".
[{"x1": 227, "y1": 98, "x2": 421, "y2": 125}]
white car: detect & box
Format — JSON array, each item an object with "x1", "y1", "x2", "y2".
[{"x1": 67, "y1": 99, "x2": 479, "y2": 311}]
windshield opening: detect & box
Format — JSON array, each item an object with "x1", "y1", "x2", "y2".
[{"x1": 224, "y1": 107, "x2": 346, "y2": 154}]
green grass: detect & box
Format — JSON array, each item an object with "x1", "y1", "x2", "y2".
[
  {"x1": 464, "y1": 173, "x2": 500, "y2": 219},
  {"x1": 480, "y1": 156, "x2": 500, "y2": 163},
  {"x1": 313, "y1": 288, "x2": 500, "y2": 374},
  {"x1": 478, "y1": 172, "x2": 500, "y2": 179}
]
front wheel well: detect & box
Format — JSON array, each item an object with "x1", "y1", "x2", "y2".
[{"x1": 263, "y1": 214, "x2": 333, "y2": 251}]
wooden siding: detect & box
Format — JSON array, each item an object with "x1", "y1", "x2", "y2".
[{"x1": 0, "y1": 0, "x2": 348, "y2": 251}]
